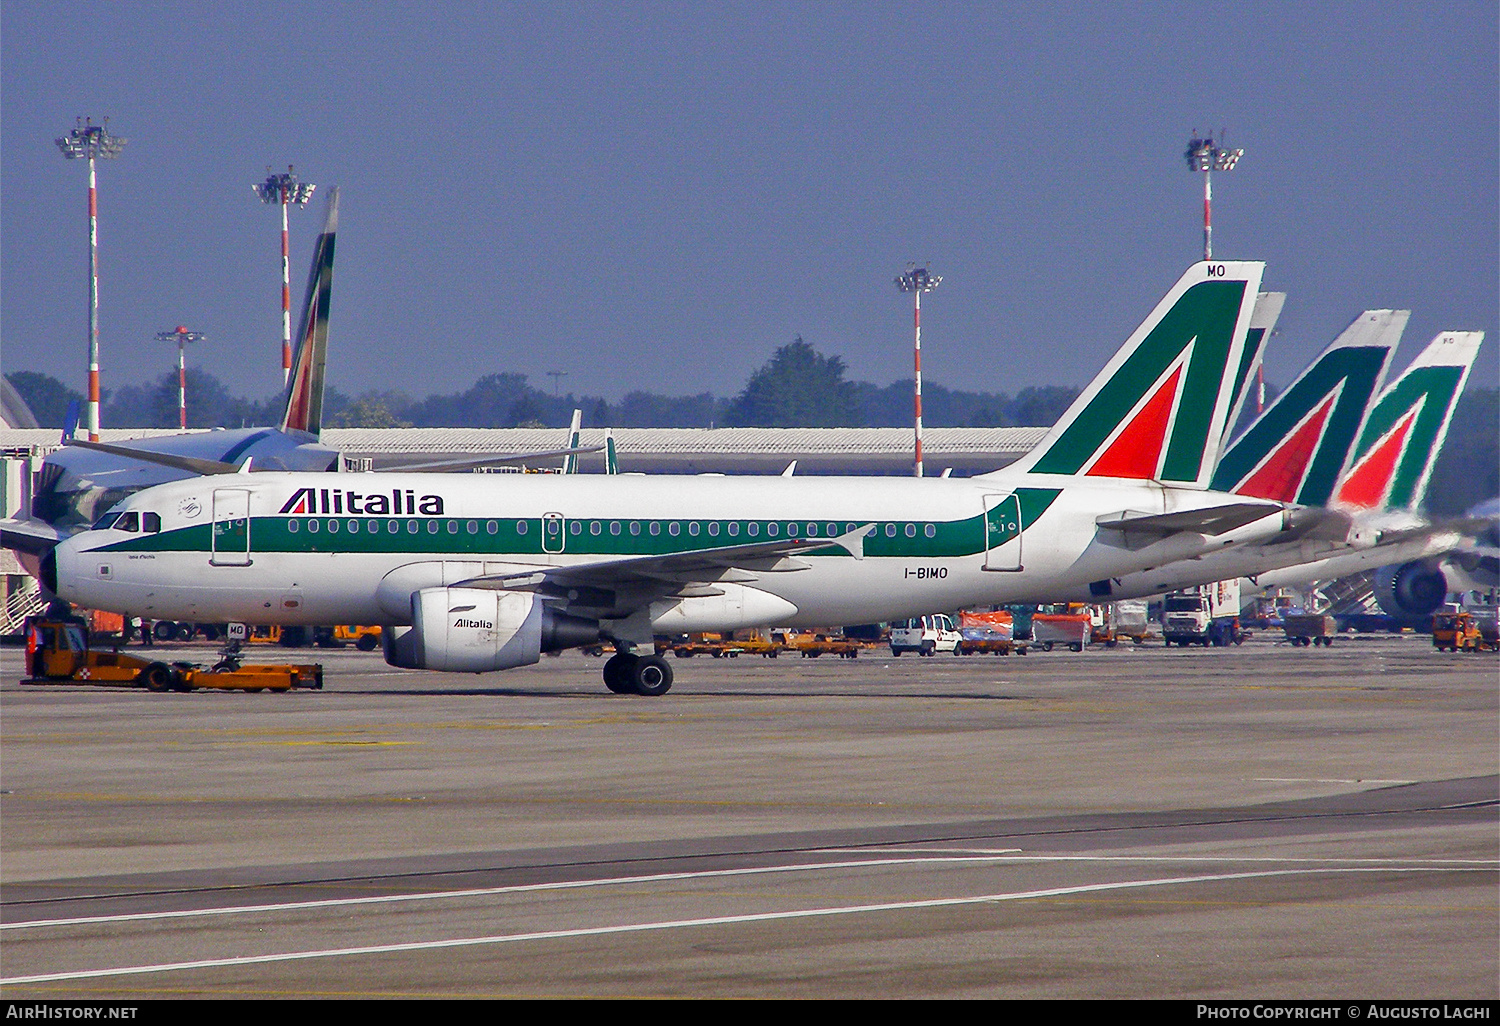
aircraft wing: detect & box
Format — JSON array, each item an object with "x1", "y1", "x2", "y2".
[
  {"x1": 1095, "y1": 502, "x2": 1283, "y2": 542},
  {"x1": 379, "y1": 444, "x2": 605, "y2": 473},
  {"x1": 453, "y1": 526, "x2": 874, "y2": 594},
  {"x1": 61, "y1": 439, "x2": 241, "y2": 476},
  {"x1": 1, "y1": 517, "x2": 65, "y2": 557}
]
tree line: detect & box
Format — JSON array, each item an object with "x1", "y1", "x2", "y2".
[
  {"x1": 5, "y1": 337, "x2": 1081, "y2": 433},
  {"x1": 7, "y1": 337, "x2": 1495, "y2": 517}
]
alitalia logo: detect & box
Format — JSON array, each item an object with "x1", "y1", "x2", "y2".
[
  {"x1": 280, "y1": 487, "x2": 446, "y2": 516},
  {"x1": 454, "y1": 618, "x2": 493, "y2": 629},
  {"x1": 1027, "y1": 276, "x2": 1249, "y2": 484}
]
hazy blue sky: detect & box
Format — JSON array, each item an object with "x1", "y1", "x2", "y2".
[{"x1": 3, "y1": 1, "x2": 1495, "y2": 408}]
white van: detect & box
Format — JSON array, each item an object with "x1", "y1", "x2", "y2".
[{"x1": 889, "y1": 614, "x2": 962, "y2": 656}]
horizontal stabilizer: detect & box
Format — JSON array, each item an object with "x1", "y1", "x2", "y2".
[{"x1": 1095, "y1": 502, "x2": 1281, "y2": 541}]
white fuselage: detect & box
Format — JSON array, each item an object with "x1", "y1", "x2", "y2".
[{"x1": 53, "y1": 470, "x2": 1286, "y2": 634}]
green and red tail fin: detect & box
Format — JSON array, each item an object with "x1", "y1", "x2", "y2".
[
  {"x1": 1000, "y1": 261, "x2": 1263, "y2": 488},
  {"x1": 1220, "y1": 290, "x2": 1286, "y2": 449},
  {"x1": 1331, "y1": 331, "x2": 1484, "y2": 513},
  {"x1": 279, "y1": 187, "x2": 338, "y2": 438},
  {"x1": 1211, "y1": 309, "x2": 1404, "y2": 506}
]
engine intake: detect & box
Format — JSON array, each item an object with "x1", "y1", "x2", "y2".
[
  {"x1": 382, "y1": 587, "x2": 600, "y2": 672},
  {"x1": 1373, "y1": 561, "x2": 1448, "y2": 618}
]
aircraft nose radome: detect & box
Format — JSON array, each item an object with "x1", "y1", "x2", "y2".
[{"x1": 39, "y1": 549, "x2": 57, "y2": 595}]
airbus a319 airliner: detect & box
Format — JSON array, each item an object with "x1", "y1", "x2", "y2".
[{"x1": 46, "y1": 260, "x2": 1297, "y2": 695}]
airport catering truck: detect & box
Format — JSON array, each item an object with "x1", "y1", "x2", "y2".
[{"x1": 1161, "y1": 580, "x2": 1247, "y2": 647}]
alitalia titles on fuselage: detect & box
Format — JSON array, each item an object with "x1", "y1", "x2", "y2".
[{"x1": 281, "y1": 486, "x2": 445, "y2": 517}]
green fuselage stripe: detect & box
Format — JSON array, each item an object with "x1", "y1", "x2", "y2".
[{"x1": 93, "y1": 488, "x2": 1069, "y2": 562}]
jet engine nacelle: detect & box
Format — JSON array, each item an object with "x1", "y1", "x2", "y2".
[
  {"x1": 382, "y1": 587, "x2": 600, "y2": 673},
  {"x1": 1372, "y1": 561, "x2": 1449, "y2": 618}
]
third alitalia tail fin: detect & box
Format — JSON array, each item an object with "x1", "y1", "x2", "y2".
[{"x1": 1331, "y1": 331, "x2": 1484, "y2": 513}]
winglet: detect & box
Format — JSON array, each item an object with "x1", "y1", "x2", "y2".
[
  {"x1": 822, "y1": 523, "x2": 875, "y2": 560},
  {"x1": 562, "y1": 409, "x2": 583, "y2": 474},
  {"x1": 279, "y1": 187, "x2": 338, "y2": 438}
]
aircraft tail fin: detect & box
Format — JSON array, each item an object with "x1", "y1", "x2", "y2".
[
  {"x1": 1211, "y1": 309, "x2": 1404, "y2": 506},
  {"x1": 604, "y1": 429, "x2": 618, "y2": 475},
  {"x1": 279, "y1": 187, "x2": 338, "y2": 438},
  {"x1": 562, "y1": 409, "x2": 583, "y2": 474},
  {"x1": 61, "y1": 400, "x2": 80, "y2": 444},
  {"x1": 996, "y1": 260, "x2": 1264, "y2": 489},
  {"x1": 1331, "y1": 331, "x2": 1484, "y2": 513},
  {"x1": 1220, "y1": 291, "x2": 1286, "y2": 448}
]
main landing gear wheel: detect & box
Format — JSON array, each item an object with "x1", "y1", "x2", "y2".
[
  {"x1": 603, "y1": 653, "x2": 635, "y2": 693},
  {"x1": 630, "y1": 655, "x2": 673, "y2": 696},
  {"x1": 602, "y1": 652, "x2": 674, "y2": 695}
]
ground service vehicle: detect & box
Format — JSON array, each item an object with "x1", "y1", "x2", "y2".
[
  {"x1": 333, "y1": 625, "x2": 382, "y2": 650},
  {"x1": 1031, "y1": 607, "x2": 1092, "y2": 651},
  {"x1": 658, "y1": 633, "x2": 744, "y2": 658},
  {"x1": 890, "y1": 615, "x2": 962, "y2": 656},
  {"x1": 1111, "y1": 600, "x2": 1151, "y2": 644},
  {"x1": 1283, "y1": 612, "x2": 1338, "y2": 647},
  {"x1": 1162, "y1": 581, "x2": 1246, "y2": 647},
  {"x1": 788, "y1": 631, "x2": 863, "y2": 658},
  {"x1": 956, "y1": 612, "x2": 1028, "y2": 655},
  {"x1": 1431, "y1": 611, "x2": 1496, "y2": 652},
  {"x1": 22, "y1": 616, "x2": 323, "y2": 691}
]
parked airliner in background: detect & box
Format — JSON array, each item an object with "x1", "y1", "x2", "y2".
[
  {"x1": 1064, "y1": 307, "x2": 1408, "y2": 601},
  {"x1": 49, "y1": 260, "x2": 1306, "y2": 695},
  {"x1": 1249, "y1": 329, "x2": 1487, "y2": 617},
  {"x1": 1, "y1": 189, "x2": 594, "y2": 569}
]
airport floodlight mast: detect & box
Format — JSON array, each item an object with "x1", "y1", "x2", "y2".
[
  {"x1": 1184, "y1": 130, "x2": 1243, "y2": 262},
  {"x1": 895, "y1": 263, "x2": 942, "y2": 478},
  {"x1": 155, "y1": 326, "x2": 206, "y2": 430},
  {"x1": 547, "y1": 370, "x2": 568, "y2": 395},
  {"x1": 253, "y1": 166, "x2": 316, "y2": 387},
  {"x1": 55, "y1": 117, "x2": 127, "y2": 442}
]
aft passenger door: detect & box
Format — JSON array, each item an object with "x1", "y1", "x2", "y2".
[
  {"x1": 211, "y1": 488, "x2": 252, "y2": 566},
  {"x1": 983, "y1": 493, "x2": 1022, "y2": 572}
]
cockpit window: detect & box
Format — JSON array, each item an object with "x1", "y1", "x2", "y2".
[
  {"x1": 92, "y1": 512, "x2": 122, "y2": 531},
  {"x1": 116, "y1": 512, "x2": 140, "y2": 533},
  {"x1": 142, "y1": 512, "x2": 161, "y2": 533}
]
